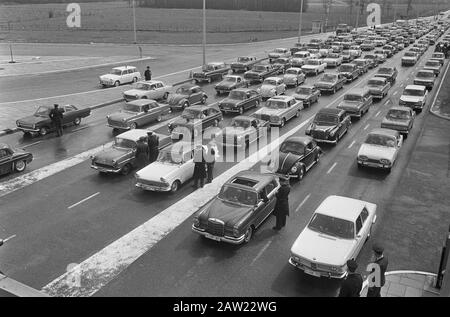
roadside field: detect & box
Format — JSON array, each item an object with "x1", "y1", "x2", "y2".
[{"x1": 0, "y1": 1, "x2": 439, "y2": 44}]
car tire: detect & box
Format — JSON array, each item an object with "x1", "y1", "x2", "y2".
[
  {"x1": 213, "y1": 119, "x2": 219, "y2": 127},
  {"x1": 201, "y1": 96, "x2": 207, "y2": 104},
  {"x1": 170, "y1": 180, "x2": 180, "y2": 193},
  {"x1": 14, "y1": 160, "x2": 27, "y2": 172},
  {"x1": 132, "y1": 77, "x2": 138, "y2": 83},
  {"x1": 39, "y1": 127, "x2": 48, "y2": 136},
  {"x1": 114, "y1": 81, "x2": 120, "y2": 87},
  {"x1": 163, "y1": 92, "x2": 169, "y2": 100},
  {"x1": 295, "y1": 110, "x2": 301, "y2": 118},
  {"x1": 243, "y1": 226, "x2": 253, "y2": 244},
  {"x1": 121, "y1": 164, "x2": 132, "y2": 175},
  {"x1": 238, "y1": 107, "x2": 244, "y2": 115},
  {"x1": 385, "y1": 167, "x2": 392, "y2": 174},
  {"x1": 73, "y1": 117, "x2": 81, "y2": 126},
  {"x1": 183, "y1": 101, "x2": 189, "y2": 109},
  {"x1": 333, "y1": 87, "x2": 336, "y2": 94},
  {"x1": 156, "y1": 115, "x2": 162, "y2": 122},
  {"x1": 129, "y1": 122, "x2": 138, "y2": 129},
  {"x1": 280, "y1": 118, "x2": 286, "y2": 127}
]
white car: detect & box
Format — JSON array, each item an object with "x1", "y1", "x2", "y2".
[
  {"x1": 123, "y1": 80, "x2": 172, "y2": 101},
  {"x1": 291, "y1": 51, "x2": 311, "y2": 67},
  {"x1": 268, "y1": 48, "x2": 290, "y2": 61},
  {"x1": 99, "y1": 66, "x2": 141, "y2": 87},
  {"x1": 322, "y1": 53, "x2": 343, "y2": 67},
  {"x1": 135, "y1": 141, "x2": 194, "y2": 193},
  {"x1": 399, "y1": 84, "x2": 428, "y2": 112},
  {"x1": 252, "y1": 95, "x2": 302, "y2": 127},
  {"x1": 430, "y1": 52, "x2": 445, "y2": 65},
  {"x1": 357, "y1": 128, "x2": 403, "y2": 172},
  {"x1": 301, "y1": 59, "x2": 326, "y2": 76},
  {"x1": 289, "y1": 195, "x2": 377, "y2": 279},
  {"x1": 283, "y1": 68, "x2": 306, "y2": 87},
  {"x1": 257, "y1": 77, "x2": 286, "y2": 99}
]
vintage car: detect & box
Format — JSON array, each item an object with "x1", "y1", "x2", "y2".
[
  {"x1": 336, "y1": 23, "x2": 352, "y2": 34},
  {"x1": 338, "y1": 63, "x2": 360, "y2": 82},
  {"x1": 90, "y1": 129, "x2": 171, "y2": 175},
  {"x1": 353, "y1": 58, "x2": 370, "y2": 74},
  {"x1": 214, "y1": 75, "x2": 249, "y2": 95},
  {"x1": 362, "y1": 54, "x2": 379, "y2": 68},
  {"x1": 218, "y1": 116, "x2": 269, "y2": 148},
  {"x1": 314, "y1": 73, "x2": 346, "y2": 94},
  {"x1": 192, "y1": 62, "x2": 231, "y2": 83},
  {"x1": 167, "y1": 84, "x2": 207, "y2": 110},
  {"x1": 231, "y1": 56, "x2": 260, "y2": 72},
  {"x1": 135, "y1": 141, "x2": 194, "y2": 193},
  {"x1": 357, "y1": 128, "x2": 403, "y2": 172},
  {"x1": 272, "y1": 57, "x2": 292, "y2": 74},
  {"x1": 244, "y1": 64, "x2": 279, "y2": 83},
  {"x1": 218, "y1": 88, "x2": 261, "y2": 115},
  {"x1": 257, "y1": 77, "x2": 286, "y2": 99},
  {"x1": 305, "y1": 108, "x2": 351, "y2": 144},
  {"x1": 361, "y1": 40, "x2": 375, "y2": 51},
  {"x1": 123, "y1": 80, "x2": 172, "y2": 102},
  {"x1": 168, "y1": 104, "x2": 223, "y2": 141},
  {"x1": 291, "y1": 51, "x2": 311, "y2": 68},
  {"x1": 268, "y1": 48, "x2": 290, "y2": 62},
  {"x1": 366, "y1": 77, "x2": 391, "y2": 100},
  {"x1": 424, "y1": 59, "x2": 442, "y2": 75},
  {"x1": 341, "y1": 50, "x2": 354, "y2": 63},
  {"x1": 301, "y1": 59, "x2": 326, "y2": 76},
  {"x1": 107, "y1": 99, "x2": 170, "y2": 130},
  {"x1": 292, "y1": 85, "x2": 320, "y2": 108},
  {"x1": 192, "y1": 171, "x2": 280, "y2": 244},
  {"x1": 381, "y1": 45, "x2": 395, "y2": 57},
  {"x1": 401, "y1": 51, "x2": 419, "y2": 66},
  {"x1": 280, "y1": 67, "x2": 305, "y2": 87},
  {"x1": 375, "y1": 66, "x2": 398, "y2": 84},
  {"x1": 399, "y1": 85, "x2": 428, "y2": 112},
  {"x1": 373, "y1": 49, "x2": 387, "y2": 63},
  {"x1": 331, "y1": 44, "x2": 344, "y2": 54},
  {"x1": 409, "y1": 47, "x2": 423, "y2": 57},
  {"x1": 289, "y1": 195, "x2": 377, "y2": 278},
  {"x1": 322, "y1": 53, "x2": 343, "y2": 67},
  {"x1": 349, "y1": 45, "x2": 362, "y2": 58},
  {"x1": 381, "y1": 106, "x2": 415, "y2": 137},
  {"x1": 0, "y1": 143, "x2": 33, "y2": 176},
  {"x1": 269, "y1": 136, "x2": 321, "y2": 180},
  {"x1": 252, "y1": 95, "x2": 302, "y2": 127},
  {"x1": 430, "y1": 52, "x2": 445, "y2": 65},
  {"x1": 16, "y1": 104, "x2": 91, "y2": 136},
  {"x1": 290, "y1": 42, "x2": 308, "y2": 54},
  {"x1": 337, "y1": 88, "x2": 373, "y2": 118},
  {"x1": 99, "y1": 66, "x2": 141, "y2": 87},
  {"x1": 413, "y1": 69, "x2": 436, "y2": 90}
]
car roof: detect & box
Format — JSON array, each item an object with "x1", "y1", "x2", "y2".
[
  {"x1": 268, "y1": 95, "x2": 293, "y2": 101},
  {"x1": 0, "y1": 143, "x2": 10, "y2": 150},
  {"x1": 405, "y1": 84, "x2": 426, "y2": 90},
  {"x1": 233, "y1": 115, "x2": 257, "y2": 121},
  {"x1": 286, "y1": 67, "x2": 302, "y2": 72},
  {"x1": 126, "y1": 99, "x2": 157, "y2": 106},
  {"x1": 178, "y1": 84, "x2": 199, "y2": 89},
  {"x1": 265, "y1": 76, "x2": 282, "y2": 81},
  {"x1": 226, "y1": 170, "x2": 276, "y2": 191},
  {"x1": 208, "y1": 62, "x2": 225, "y2": 66},
  {"x1": 140, "y1": 80, "x2": 163, "y2": 85},
  {"x1": 223, "y1": 75, "x2": 241, "y2": 79},
  {"x1": 317, "y1": 108, "x2": 344, "y2": 116},
  {"x1": 233, "y1": 88, "x2": 254, "y2": 93},
  {"x1": 346, "y1": 87, "x2": 368, "y2": 95},
  {"x1": 416, "y1": 69, "x2": 435, "y2": 74},
  {"x1": 315, "y1": 195, "x2": 372, "y2": 222},
  {"x1": 370, "y1": 76, "x2": 387, "y2": 82},
  {"x1": 189, "y1": 104, "x2": 218, "y2": 110},
  {"x1": 113, "y1": 66, "x2": 136, "y2": 71},
  {"x1": 283, "y1": 136, "x2": 313, "y2": 145},
  {"x1": 368, "y1": 128, "x2": 399, "y2": 138},
  {"x1": 117, "y1": 129, "x2": 164, "y2": 141}
]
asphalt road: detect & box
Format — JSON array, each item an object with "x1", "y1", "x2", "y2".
[{"x1": 0, "y1": 30, "x2": 447, "y2": 296}]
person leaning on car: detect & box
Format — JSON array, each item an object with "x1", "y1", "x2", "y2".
[
  {"x1": 136, "y1": 136, "x2": 149, "y2": 167},
  {"x1": 338, "y1": 259, "x2": 363, "y2": 297},
  {"x1": 49, "y1": 104, "x2": 64, "y2": 137},
  {"x1": 147, "y1": 131, "x2": 159, "y2": 163},
  {"x1": 272, "y1": 177, "x2": 290, "y2": 231}
]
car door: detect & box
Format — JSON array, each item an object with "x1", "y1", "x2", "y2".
[
  {"x1": 179, "y1": 150, "x2": 195, "y2": 184},
  {"x1": 0, "y1": 148, "x2": 14, "y2": 175},
  {"x1": 255, "y1": 181, "x2": 278, "y2": 227},
  {"x1": 143, "y1": 103, "x2": 157, "y2": 125},
  {"x1": 189, "y1": 87, "x2": 200, "y2": 104},
  {"x1": 62, "y1": 105, "x2": 77, "y2": 124},
  {"x1": 353, "y1": 208, "x2": 371, "y2": 257},
  {"x1": 303, "y1": 141, "x2": 315, "y2": 169}
]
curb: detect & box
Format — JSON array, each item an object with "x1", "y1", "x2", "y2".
[{"x1": 430, "y1": 107, "x2": 450, "y2": 121}]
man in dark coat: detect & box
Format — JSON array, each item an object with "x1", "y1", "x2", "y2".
[
  {"x1": 367, "y1": 243, "x2": 389, "y2": 297},
  {"x1": 206, "y1": 137, "x2": 218, "y2": 184},
  {"x1": 147, "y1": 131, "x2": 159, "y2": 163},
  {"x1": 273, "y1": 177, "x2": 290, "y2": 231},
  {"x1": 144, "y1": 66, "x2": 152, "y2": 81},
  {"x1": 193, "y1": 145, "x2": 207, "y2": 189},
  {"x1": 338, "y1": 260, "x2": 363, "y2": 297},
  {"x1": 49, "y1": 104, "x2": 64, "y2": 137},
  {"x1": 136, "y1": 136, "x2": 149, "y2": 168}
]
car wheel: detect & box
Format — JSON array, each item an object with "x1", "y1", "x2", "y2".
[
  {"x1": 114, "y1": 81, "x2": 120, "y2": 87},
  {"x1": 366, "y1": 225, "x2": 373, "y2": 242},
  {"x1": 333, "y1": 87, "x2": 336, "y2": 94},
  {"x1": 163, "y1": 92, "x2": 169, "y2": 100},
  {"x1": 133, "y1": 77, "x2": 138, "y2": 83},
  {"x1": 201, "y1": 96, "x2": 207, "y2": 104},
  {"x1": 207, "y1": 77, "x2": 212, "y2": 84},
  {"x1": 39, "y1": 127, "x2": 48, "y2": 136},
  {"x1": 156, "y1": 115, "x2": 162, "y2": 122},
  {"x1": 183, "y1": 101, "x2": 189, "y2": 109},
  {"x1": 73, "y1": 117, "x2": 81, "y2": 126},
  {"x1": 280, "y1": 118, "x2": 286, "y2": 127},
  {"x1": 255, "y1": 100, "x2": 260, "y2": 108},
  {"x1": 295, "y1": 110, "x2": 300, "y2": 118},
  {"x1": 129, "y1": 122, "x2": 138, "y2": 129},
  {"x1": 243, "y1": 226, "x2": 253, "y2": 243},
  {"x1": 238, "y1": 107, "x2": 244, "y2": 115},
  {"x1": 14, "y1": 160, "x2": 27, "y2": 172},
  {"x1": 170, "y1": 180, "x2": 180, "y2": 193},
  {"x1": 213, "y1": 119, "x2": 219, "y2": 127},
  {"x1": 385, "y1": 167, "x2": 392, "y2": 174},
  {"x1": 121, "y1": 164, "x2": 132, "y2": 175}
]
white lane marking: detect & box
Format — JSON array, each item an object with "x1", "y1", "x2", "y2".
[
  {"x1": 42, "y1": 114, "x2": 315, "y2": 297},
  {"x1": 393, "y1": 91, "x2": 398, "y2": 96},
  {"x1": 250, "y1": 240, "x2": 273, "y2": 266},
  {"x1": 0, "y1": 56, "x2": 93, "y2": 66},
  {"x1": 18, "y1": 141, "x2": 42, "y2": 149},
  {"x1": 384, "y1": 100, "x2": 390, "y2": 106},
  {"x1": 364, "y1": 124, "x2": 370, "y2": 130},
  {"x1": 326, "y1": 162, "x2": 337, "y2": 174},
  {"x1": 72, "y1": 126, "x2": 89, "y2": 133},
  {"x1": 375, "y1": 110, "x2": 381, "y2": 117},
  {"x1": 348, "y1": 140, "x2": 356, "y2": 149},
  {"x1": 68, "y1": 192, "x2": 100, "y2": 210},
  {"x1": 294, "y1": 193, "x2": 311, "y2": 214}
]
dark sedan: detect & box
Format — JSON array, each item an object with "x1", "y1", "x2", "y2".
[
  {"x1": 375, "y1": 66, "x2": 398, "y2": 84},
  {"x1": 0, "y1": 143, "x2": 33, "y2": 176},
  {"x1": 218, "y1": 88, "x2": 261, "y2": 115}
]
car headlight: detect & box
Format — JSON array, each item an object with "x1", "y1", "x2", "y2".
[
  {"x1": 270, "y1": 115, "x2": 279, "y2": 122},
  {"x1": 380, "y1": 159, "x2": 391, "y2": 165},
  {"x1": 112, "y1": 160, "x2": 118, "y2": 167},
  {"x1": 290, "y1": 165, "x2": 298, "y2": 173},
  {"x1": 329, "y1": 130, "x2": 336, "y2": 137},
  {"x1": 233, "y1": 227, "x2": 240, "y2": 237},
  {"x1": 359, "y1": 155, "x2": 368, "y2": 161},
  {"x1": 193, "y1": 217, "x2": 200, "y2": 227}
]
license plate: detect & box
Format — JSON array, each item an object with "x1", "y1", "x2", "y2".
[
  {"x1": 366, "y1": 162, "x2": 382, "y2": 168},
  {"x1": 205, "y1": 233, "x2": 221, "y2": 242},
  {"x1": 304, "y1": 268, "x2": 321, "y2": 277}
]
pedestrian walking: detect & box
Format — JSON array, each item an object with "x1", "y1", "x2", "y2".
[
  {"x1": 338, "y1": 260, "x2": 363, "y2": 297},
  {"x1": 367, "y1": 243, "x2": 389, "y2": 297},
  {"x1": 206, "y1": 137, "x2": 219, "y2": 184},
  {"x1": 136, "y1": 136, "x2": 149, "y2": 168},
  {"x1": 144, "y1": 66, "x2": 152, "y2": 81},
  {"x1": 147, "y1": 131, "x2": 159, "y2": 163},
  {"x1": 193, "y1": 144, "x2": 207, "y2": 189},
  {"x1": 272, "y1": 177, "x2": 290, "y2": 231},
  {"x1": 49, "y1": 104, "x2": 64, "y2": 137}
]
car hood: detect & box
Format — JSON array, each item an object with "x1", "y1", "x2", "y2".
[
  {"x1": 424, "y1": 65, "x2": 440, "y2": 70},
  {"x1": 358, "y1": 143, "x2": 396, "y2": 160},
  {"x1": 302, "y1": 65, "x2": 319, "y2": 70},
  {"x1": 136, "y1": 162, "x2": 180, "y2": 180},
  {"x1": 269, "y1": 53, "x2": 282, "y2": 57},
  {"x1": 276, "y1": 152, "x2": 302, "y2": 174},
  {"x1": 17, "y1": 115, "x2": 47, "y2": 125},
  {"x1": 283, "y1": 74, "x2": 298, "y2": 80},
  {"x1": 93, "y1": 146, "x2": 132, "y2": 164},
  {"x1": 311, "y1": 123, "x2": 336, "y2": 133},
  {"x1": 172, "y1": 117, "x2": 198, "y2": 128},
  {"x1": 293, "y1": 93, "x2": 311, "y2": 100},
  {"x1": 381, "y1": 117, "x2": 409, "y2": 127},
  {"x1": 216, "y1": 81, "x2": 236, "y2": 88},
  {"x1": 108, "y1": 111, "x2": 137, "y2": 121},
  {"x1": 100, "y1": 74, "x2": 120, "y2": 80},
  {"x1": 220, "y1": 98, "x2": 241, "y2": 106},
  {"x1": 291, "y1": 228, "x2": 355, "y2": 267},
  {"x1": 400, "y1": 95, "x2": 424, "y2": 103},
  {"x1": 260, "y1": 84, "x2": 276, "y2": 92},
  {"x1": 255, "y1": 107, "x2": 285, "y2": 116},
  {"x1": 367, "y1": 85, "x2": 383, "y2": 91},
  {"x1": 315, "y1": 81, "x2": 335, "y2": 87},
  {"x1": 124, "y1": 89, "x2": 145, "y2": 96},
  {"x1": 200, "y1": 199, "x2": 253, "y2": 228},
  {"x1": 414, "y1": 77, "x2": 434, "y2": 82},
  {"x1": 168, "y1": 94, "x2": 187, "y2": 105},
  {"x1": 402, "y1": 56, "x2": 416, "y2": 60},
  {"x1": 221, "y1": 127, "x2": 249, "y2": 137}
]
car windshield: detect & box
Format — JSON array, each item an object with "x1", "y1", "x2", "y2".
[
  {"x1": 339, "y1": 65, "x2": 353, "y2": 72},
  {"x1": 425, "y1": 61, "x2": 440, "y2": 67},
  {"x1": 403, "y1": 88, "x2": 424, "y2": 96},
  {"x1": 295, "y1": 87, "x2": 311, "y2": 95},
  {"x1": 223, "y1": 76, "x2": 237, "y2": 82},
  {"x1": 404, "y1": 52, "x2": 416, "y2": 57},
  {"x1": 231, "y1": 118, "x2": 250, "y2": 129},
  {"x1": 122, "y1": 104, "x2": 142, "y2": 112},
  {"x1": 228, "y1": 90, "x2": 246, "y2": 100},
  {"x1": 218, "y1": 185, "x2": 257, "y2": 206},
  {"x1": 417, "y1": 71, "x2": 434, "y2": 78},
  {"x1": 114, "y1": 138, "x2": 136, "y2": 149},
  {"x1": 306, "y1": 60, "x2": 319, "y2": 65},
  {"x1": 157, "y1": 149, "x2": 184, "y2": 165},
  {"x1": 365, "y1": 134, "x2": 396, "y2": 147},
  {"x1": 314, "y1": 113, "x2": 338, "y2": 124},
  {"x1": 285, "y1": 69, "x2": 299, "y2": 75},
  {"x1": 387, "y1": 109, "x2": 410, "y2": 120},
  {"x1": 321, "y1": 74, "x2": 336, "y2": 82},
  {"x1": 280, "y1": 141, "x2": 305, "y2": 155},
  {"x1": 35, "y1": 106, "x2": 51, "y2": 116},
  {"x1": 274, "y1": 49, "x2": 285, "y2": 53},
  {"x1": 368, "y1": 79, "x2": 384, "y2": 86},
  {"x1": 354, "y1": 60, "x2": 365, "y2": 66},
  {"x1": 344, "y1": 94, "x2": 363, "y2": 101},
  {"x1": 237, "y1": 57, "x2": 250, "y2": 62},
  {"x1": 253, "y1": 65, "x2": 267, "y2": 72},
  {"x1": 182, "y1": 109, "x2": 203, "y2": 119},
  {"x1": 328, "y1": 54, "x2": 339, "y2": 58},
  {"x1": 136, "y1": 83, "x2": 152, "y2": 90},
  {"x1": 202, "y1": 65, "x2": 216, "y2": 72},
  {"x1": 294, "y1": 52, "x2": 308, "y2": 58},
  {"x1": 274, "y1": 59, "x2": 287, "y2": 64},
  {"x1": 110, "y1": 69, "x2": 122, "y2": 75},
  {"x1": 378, "y1": 68, "x2": 392, "y2": 74},
  {"x1": 432, "y1": 53, "x2": 443, "y2": 58},
  {"x1": 308, "y1": 213, "x2": 354, "y2": 239},
  {"x1": 263, "y1": 79, "x2": 277, "y2": 86},
  {"x1": 266, "y1": 100, "x2": 287, "y2": 109},
  {"x1": 176, "y1": 86, "x2": 191, "y2": 95}
]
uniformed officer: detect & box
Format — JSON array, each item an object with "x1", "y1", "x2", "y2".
[
  {"x1": 367, "y1": 243, "x2": 389, "y2": 297},
  {"x1": 147, "y1": 131, "x2": 160, "y2": 163},
  {"x1": 338, "y1": 260, "x2": 363, "y2": 297},
  {"x1": 272, "y1": 177, "x2": 290, "y2": 231}
]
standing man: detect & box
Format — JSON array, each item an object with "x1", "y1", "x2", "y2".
[
  {"x1": 367, "y1": 243, "x2": 389, "y2": 297},
  {"x1": 206, "y1": 136, "x2": 219, "y2": 184},
  {"x1": 272, "y1": 177, "x2": 290, "y2": 231},
  {"x1": 49, "y1": 104, "x2": 64, "y2": 137},
  {"x1": 144, "y1": 66, "x2": 152, "y2": 81},
  {"x1": 147, "y1": 131, "x2": 159, "y2": 163},
  {"x1": 136, "y1": 136, "x2": 149, "y2": 168},
  {"x1": 338, "y1": 260, "x2": 363, "y2": 297},
  {"x1": 193, "y1": 144, "x2": 207, "y2": 189}
]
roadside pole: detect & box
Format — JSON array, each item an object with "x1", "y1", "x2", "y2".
[
  {"x1": 9, "y1": 43, "x2": 15, "y2": 64},
  {"x1": 355, "y1": 0, "x2": 361, "y2": 30},
  {"x1": 132, "y1": 0, "x2": 137, "y2": 44},
  {"x1": 202, "y1": 0, "x2": 206, "y2": 67},
  {"x1": 297, "y1": 0, "x2": 304, "y2": 43}
]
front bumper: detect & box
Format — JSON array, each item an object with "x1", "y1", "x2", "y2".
[
  {"x1": 90, "y1": 164, "x2": 121, "y2": 173},
  {"x1": 316, "y1": 86, "x2": 335, "y2": 92},
  {"x1": 357, "y1": 159, "x2": 392, "y2": 169},
  {"x1": 17, "y1": 126, "x2": 39, "y2": 133},
  {"x1": 192, "y1": 225, "x2": 245, "y2": 245},
  {"x1": 135, "y1": 182, "x2": 171, "y2": 192},
  {"x1": 413, "y1": 80, "x2": 434, "y2": 88},
  {"x1": 108, "y1": 123, "x2": 130, "y2": 130},
  {"x1": 288, "y1": 257, "x2": 347, "y2": 279}
]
